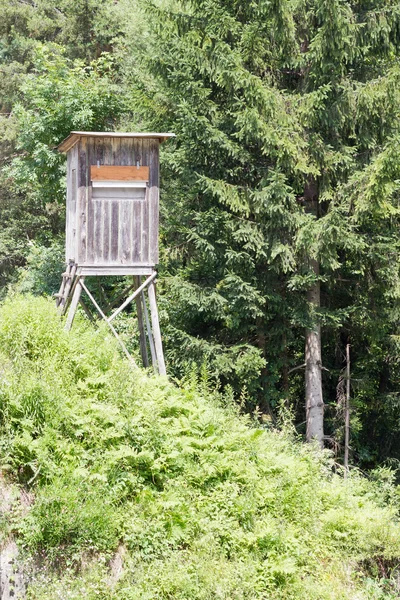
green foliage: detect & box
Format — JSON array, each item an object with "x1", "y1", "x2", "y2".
[
  {"x1": 118, "y1": 0, "x2": 400, "y2": 459},
  {"x1": 1, "y1": 0, "x2": 400, "y2": 467},
  {"x1": 0, "y1": 38, "x2": 125, "y2": 294},
  {"x1": 1, "y1": 295, "x2": 400, "y2": 598},
  {"x1": 15, "y1": 241, "x2": 64, "y2": 297},
  {"x1": 7, "y1": 44, "x2": 124, "y2": 206}
]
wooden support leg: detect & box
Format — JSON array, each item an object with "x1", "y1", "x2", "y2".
[
  {"x1": 57, "y1": 262, "x2": 77, "y2": 315},
  {"x1": 147, "y1": 279, "x2": 166, "y2": 376},
  {"x1": 62, "y1": 263, "x2": 77, "y2": 314},
  {"x1": 56, "y1": 265, "x2": 68, "y2": 309},
  {"x1": 142, "y1": 289, "x2": 157, "y2": 369},
  {"x1": 65, "y1": 277, "x2": 83, "y2": 331},
  {"x1": 134, "y1": 276, "x2": 149, "y2": 368}
]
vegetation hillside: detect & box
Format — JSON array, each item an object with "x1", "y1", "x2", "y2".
[{"x1": 1, "y1": 295, "x2": 400, "y2": 599}]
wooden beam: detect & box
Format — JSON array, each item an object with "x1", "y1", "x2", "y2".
[
  {"x1": 65, "y1": 277, "x2": 83, "y2": 331},
  {"x1": 134, "y1": 276, "x2": 149, "y2": 368},
  {"x1": 147, "y1": 280, "x2": 166, "y2": 376},
  {"x1": 142, "y1": 289, "x2": 157, "y2": 369},
  {"x1": 90, "y1": 165, "x2": 149, "y2": 181},
  {"x1": 80, "y1": 266, "x2": 154, "y2": 276},
  {"x1": 61, "y1": 265, "x2": 81, "y2": 316},
  {"x1": 57, "y1": 262, "x2": 77, "y2": 313},
  {"x1": 107, "y1": 271, "x2": 157, "y2": 323},
  {"x1": 344, "y1": 344, "x2": 351, "y2": 478}
]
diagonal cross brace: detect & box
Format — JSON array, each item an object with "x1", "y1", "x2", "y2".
[
  {"x1": 79, "y1": 279, "x2": 138, "y2": 369},
  {"x1": 63, "y1": 270, "x2": 165, "y2": 375},
  {"x1": 106, "y1": 271, "x2": 158, "y2": 323}
]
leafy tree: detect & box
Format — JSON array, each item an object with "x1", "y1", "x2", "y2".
[
  {"x1": 1, "y1": 0, "x2": 400, "y2": 466},
  {"x1": 0, "y1": 44, "x2": 125, "y2": 295},
  {"x1": 0, "y1": 0, "x2": 126, "y2": 294}
]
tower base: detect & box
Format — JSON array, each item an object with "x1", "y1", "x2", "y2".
[{"x1": 55, "y1": 262, "x2": 166, "y2": 375}]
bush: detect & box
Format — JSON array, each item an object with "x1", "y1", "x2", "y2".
[
  {"x1": 0, "y1": 295, "x2": 399, "y2": 599},
  {"x1": 16, "y1": 241, "x2": 64, "y2": 298}
]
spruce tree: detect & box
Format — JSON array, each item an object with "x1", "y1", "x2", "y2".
[{"x1": 125, "y1": 0, "x2": 400, "y2": 447}]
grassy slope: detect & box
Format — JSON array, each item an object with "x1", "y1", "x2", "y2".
[{"x1": 0, "y1": 295, "x2": 399, "y2": 599}]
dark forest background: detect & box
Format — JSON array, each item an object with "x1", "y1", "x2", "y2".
[{"x1": 1, "y1": 0, "x2": 400, "y2": 469}]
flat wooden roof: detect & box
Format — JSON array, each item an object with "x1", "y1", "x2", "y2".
[{"x1": 58, "y1": 131, "x2": 175, "y2": 153}]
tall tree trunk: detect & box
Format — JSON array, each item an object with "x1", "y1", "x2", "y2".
[
  {"x1": 305, "y1": 260, "x2": 324, "y2": 446},
  {"x1": 344, "y1": 343, "x2": 350, "y2": 476},
  {"x1": 304, "y1": 180, "x2": 324, "y2": 447}
]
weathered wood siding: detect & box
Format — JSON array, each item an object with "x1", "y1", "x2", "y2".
[
  {"x1": 65, "y1": 143, "x2": 78, "y2": 262},
  {"x1": 66, "y1": 135, "x2": 160, "y2": 267}
]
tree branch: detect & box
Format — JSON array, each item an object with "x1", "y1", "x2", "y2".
[{"x1": 288, "y1": 363, "x2": 306, "y2": 374}]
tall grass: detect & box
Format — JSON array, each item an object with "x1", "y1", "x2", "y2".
[{"x1": 0, "y1": 295, "x2": 399, "y2": 599}]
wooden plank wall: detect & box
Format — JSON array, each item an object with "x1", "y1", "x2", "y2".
[
  {"x1": 70, "y1": 136, "x2": 160, "y2": 267},
  {"x1": 65, "y1": 144, "x2": 78, "y2": 262},
  {"x1": 149, "y1": 139, "x2": 159, "y2": 265},
  {"x1": 65, "y1": 150, "x2": 72, "y2": 261}
]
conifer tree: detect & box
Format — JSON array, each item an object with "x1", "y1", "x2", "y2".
[{"x1": 126, "y1": 0, "x2": 400, "y2": 446}]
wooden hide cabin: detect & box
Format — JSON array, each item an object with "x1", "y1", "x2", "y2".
[{"x1": 58, "y1": 131, "x2": 175, "y2": 275}]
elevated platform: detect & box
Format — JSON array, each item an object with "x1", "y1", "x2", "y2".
[{"x1": 78, "y1": 265, "x2": 155, "y2": 276}]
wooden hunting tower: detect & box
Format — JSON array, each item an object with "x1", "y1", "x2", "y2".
[{"x1": 56, "y1": 131, "x2": 175, "y2": 374}]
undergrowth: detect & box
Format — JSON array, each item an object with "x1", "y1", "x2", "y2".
[{"x1": 0, "y1": 295, "x2": 400, "y2": 599}]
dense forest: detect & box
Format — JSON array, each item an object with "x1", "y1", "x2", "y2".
[
  {"x1": 1, "y1": 1, "x2": 400, "y2": 597},
  {"x1": 1, "y1": 0, "x2": 400, "y2": 467},
  {"x1": 0, "y1": 0, "x2": 400, "y2": 467}
]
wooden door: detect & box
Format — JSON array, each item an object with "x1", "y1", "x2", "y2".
[{"x1": 90, "y1": 182, "x2": 147, "y2": 264}]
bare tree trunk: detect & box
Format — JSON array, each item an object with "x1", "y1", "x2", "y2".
[
  {"x1": 344, "y1": 343, "x2": 350, "y2": 476},
  {"x1": 305, "y1": 260, "x2": 324, "y2": 446},
  {"x1": 304, "y1": 180, "x2": 324, "y2": 447}
]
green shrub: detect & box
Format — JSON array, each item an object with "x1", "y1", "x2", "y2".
[
  {"x1": 15, "y1": 241, "x2": 65, "y2": 298},
  {"x1": 0, "y1": 295, "x2": 399, "y2": 599}
]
